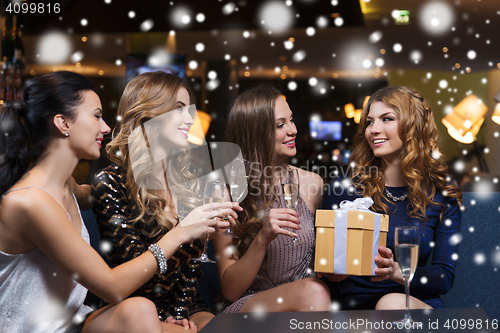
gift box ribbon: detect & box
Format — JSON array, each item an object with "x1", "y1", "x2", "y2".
[{"x1": 333, "y1": 197, "x2": 381, "y2": 275}]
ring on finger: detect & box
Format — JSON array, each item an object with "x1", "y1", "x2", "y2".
[{"x1": 223, "y1": 213, "x2": 229, "y2": 221}]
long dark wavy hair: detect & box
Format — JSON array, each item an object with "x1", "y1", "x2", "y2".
[
  {"x1": 225, "y1": 84, "x2": 284, "y2": 260},
  {"x1": 350, "y1": 86, "x2": 462, "y2": 220},
  {"x1": 0, "y1": 71, "x2": 97, "y2": 196}
]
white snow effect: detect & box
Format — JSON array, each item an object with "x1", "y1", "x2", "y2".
[
  {"x1": 334, "y1": 17, "x2": 344, "y2": 27},
  {"x1": 196, "y1": 13, "x2": 205, "y2": 23},
  {"x1": 306, "y1": 27, "x2": 316, "y2": 36},
  {"x1": 393, "y1": 43, "x2": 403, "y2": 53},
  {"x1": 288, "y1": 81, "x2": 297, "y2": 91},
  {"x1": 222, "y1": 2, "x2": 236, "y2": 15},
  {"x1": 71, "y1": 51, "x2": 84, "y2": 63},
  {"x1": 467, "y1": 50, "x2": 477, "y2": 60},
  {"x1": 439, "y1": 80, "x2": 448, "y2": 89},
  {"x1": 206, "y1": 79, "x2": 220, "y2": 91},
  {"x1": 148, "y1": 49, "x2": 170, "y2": 67},
  {"x1": 195, "y1": 43, "x2": 205, "y2": 52},
  {"x1": 188, "y1": 60, "x2": 198, "y2": 70},
  {"x1": 80, "y1": 18, "x2": 88, "y2": 26},
  {"x1": 37, "y1": 32, "x2": 72, "y2": 64},
  {"x1": 491, "y1": 249, "x2": 500, "y2": 267},
  {"x1": 208, "y1": 70, "x2": 217, "y2": 80},
  {"x1": 419, "y1": 1, "x2": 455, "y2": 36},
  {"x1": 369, "y1": 31, "x2": 383, "y2": 43},
  {"x1": 140, "y1": 19, "x2": 154, "y2": 32},
  {"x1": 474, "y1": 253, "x2": 486, "y2": 265},
  {"x1": 410, "y1": 50, "x2": 422, "y2": 64},
  {"x1": 331, "y1": 301, "x2": 341, "y2": 312},
  {"x1": 449, "y1": 233, "x2": 462, "y2": 246},
  {"x1": 432, "y1": 150, "x2": 441, "y2": 159},
  {"x1": 292, "y1": 50, "x2": 306, "y2": 62},
  {"x1": 258, "y1": 2, "x2": 294, "y2": 32},
  {"x1": 375, "y1": 58, "x2": 384, "y2": 67},
  {"x1": 308, "y1": 77, "x2": 318, "y2": 86},
  {"x1": 316, "y1": 16, "x2": 328, "y2": 28}
]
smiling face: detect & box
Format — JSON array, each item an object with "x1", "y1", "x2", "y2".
[
  {"x1": 364, "y1": 101, "x2": 403, "y2": 163},
  {"x1": 69, "y1": 90, "x2": 110, "y2": 160},
  {"x1": 160, "y1": 87, "x2": 194, "y2": 149},
  {"x1": 274, "y1": 96, "x2": 297, "y2": 162}
]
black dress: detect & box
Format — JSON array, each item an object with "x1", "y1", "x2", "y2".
[{"x1": 91, "y1": 163, "x2": 210, "y2": 320}]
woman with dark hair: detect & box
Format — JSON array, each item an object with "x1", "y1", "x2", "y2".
[
  {"x1": 91, "y1": 71, "x2": 241, "y2": 331},
  {"x1": 0, "y1": 71, "x2": 226, "y2": 333},
  {"x1": 214, "y1": 85, "x2": 334, "y2": 313},
  {"x1": 322, "y1": 85, "x2": 462, "y2": 310}
]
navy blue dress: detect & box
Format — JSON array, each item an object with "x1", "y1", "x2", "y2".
[{"x1": 321, "y1": 178, "x2": 462, "y2": 309}]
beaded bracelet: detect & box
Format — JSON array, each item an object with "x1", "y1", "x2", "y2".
[{"x1": 148, "y1": 243, "x2": 167, "y2": 274}]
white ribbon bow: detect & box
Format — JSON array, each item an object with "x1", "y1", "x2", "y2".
[{"x1": 338, "y1": 197, "x2": 374, "y2": 211}]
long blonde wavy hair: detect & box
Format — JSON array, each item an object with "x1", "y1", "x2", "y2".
[
  {"x1": 350, "y1": 86, "x2": 462, "y2": 220},
  {"x1": 107, "y1": 71, "x2": 197, "y2": 230},
  {"x1": 226, "y1": 85, "x2": 285, "y2": 260}
]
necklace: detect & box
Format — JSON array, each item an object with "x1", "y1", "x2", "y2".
[{"x1": 385, "y1": 188, "x2": 408, "y2": 202}]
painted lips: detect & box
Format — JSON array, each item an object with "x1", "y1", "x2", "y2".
[
  {"x1": 283, "y1": 139, "x2": 295, "y2": 148},
  {"x1": 178, "y1": 128, "x2": 189, "y2": 138},
  {"x1": 372, "y1": 138, "x2": 388, "y2": 147}
]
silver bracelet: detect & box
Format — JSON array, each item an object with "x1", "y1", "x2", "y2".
[{"x1": 148, "y1": 243, "x2": 167, "y2": 274}]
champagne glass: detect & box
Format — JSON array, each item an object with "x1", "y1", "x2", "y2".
[
  {"x1": 393, "y1": 226, "x2": 420, "y2": 327},
  {"x1": 192, "y1": 179, "x2": 225, "y2": 264},
  {"x1": 280, "y1": 168, "x2": 303, "y2": 246},
  {"x1": 218, "y1": 158, "x2": 251, "y2": 237}
]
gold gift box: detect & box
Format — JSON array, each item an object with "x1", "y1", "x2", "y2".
[{"x1": 314, "y1": 209, "x2": 389, "y2": 276}]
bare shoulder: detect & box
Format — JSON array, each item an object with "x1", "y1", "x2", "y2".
[
  {"x1": 290, "y1": 166, "x2": 324, "y2": 211},
  {"x1": 0, "y1": 187, "x2": 56, "y2": 252},
  {"x1": 1, "y1": 187, "x2": 55, "y2": 224},
  {"x1": 292, "y1": 166, "x2": 324, "y2": 187}
]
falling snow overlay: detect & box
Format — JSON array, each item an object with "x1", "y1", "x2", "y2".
[{"x1": 4, "y1": 0, "x2": 500, "y2": 330}]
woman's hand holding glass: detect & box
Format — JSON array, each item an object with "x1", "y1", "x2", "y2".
[
  {"x1": 371, "y1": 246, "x2": 396, "y2": 282},
  {"x1": 257, "y1": 208, "x2": 300, "y2": 245},
  {"x1": 178, "y1": 201, "x2": 240, "y2": 230}
]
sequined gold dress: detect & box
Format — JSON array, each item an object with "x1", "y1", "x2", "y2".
[{"x1": 91, "y1": 163, "x2": 210, "y2": 320}]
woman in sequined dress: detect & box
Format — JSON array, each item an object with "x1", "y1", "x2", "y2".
[
  {"x1": 0, "y1": 71, "x2": 227, "y2": 333},
  {"x1": 92, "y1": 71, "x2": 241, "y2": 332},
  {"x1": 322, "y1": 86, "x2": 463, "y2": 310},
  {"x1": 214, "y1": 85, "x2": 337, "y2": 313}
]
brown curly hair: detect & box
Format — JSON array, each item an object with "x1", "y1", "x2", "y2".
[{"x1": 350, "y1": 86, "x2": 462, "y2": 220}]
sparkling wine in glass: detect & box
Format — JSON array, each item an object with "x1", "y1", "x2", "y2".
[
  {"x1": 192, "y1": 179, "x2": 225, "y2": 264},
  {"x1": 393, "y1": 226, "x2": 420, "y2": 327},
  {"x1": 280, "y1": 168, "x2": 302, "y2": 246},
  {"x1": 218, "y1": 158, "x2": 250, "y2": 237}
]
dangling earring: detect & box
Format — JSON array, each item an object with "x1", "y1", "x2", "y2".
[{"x1": 65, "y1": 133, "x2": 69, "y2": 137}]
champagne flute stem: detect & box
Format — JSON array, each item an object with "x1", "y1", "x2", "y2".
[
  {"x1": 404, "y1": 277, "x2": 411, "y2": 322},
  {"x1": 201, "y1": 234, "x2": 210, "y2": 257}
]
